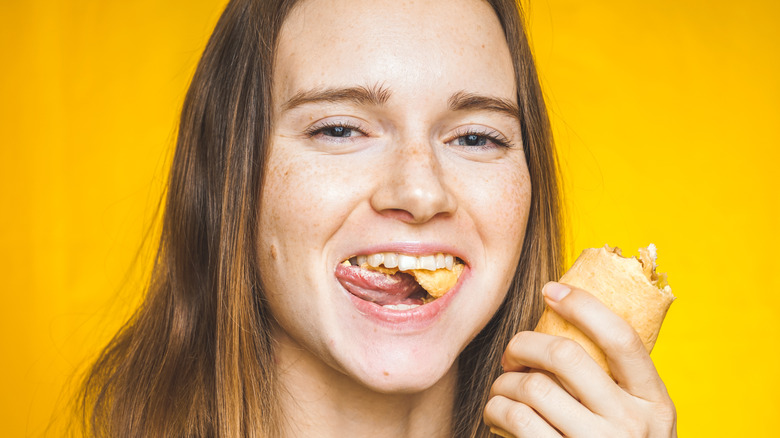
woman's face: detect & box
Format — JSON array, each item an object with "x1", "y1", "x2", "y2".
[{"x1": 259, "y1": 0, "x2": 531, "y2": 392}]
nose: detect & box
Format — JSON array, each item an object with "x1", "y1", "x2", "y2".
[{"x1": 370, "y1": 139, "x2": 457, "y2": 224}]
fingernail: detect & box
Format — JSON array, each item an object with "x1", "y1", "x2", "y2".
[{"x1": 543, "y1": 282, "x2": 570, "y2": 302}]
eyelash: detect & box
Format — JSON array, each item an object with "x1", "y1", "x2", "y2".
[
  {"x1": 447, "y1": 127, "x2": 512, "y2": 149},
  {"x1": 304, "y1": 121, "x2": 513, "y2": 149},
  {"x1": 304, "y1": 121, "x2": 367, "y2": 139}
]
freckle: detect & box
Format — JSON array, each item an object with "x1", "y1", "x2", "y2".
[
  {"x1": 270, "y1": 244, "x2": 278, "y2": 260},
  {"x1": 383, "y1": 370, "x2": 389, "y2": 376}
]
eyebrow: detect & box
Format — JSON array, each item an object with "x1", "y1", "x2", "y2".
[
  {"x1": 281, "y1": 85, "x2": 520, "y2": 122},
  {"x1": 447, "y1": 91, "x2": 521, "y2": 122},
  {"x1": 281, "y1": 83, "x2": 392, "y2": 111}
]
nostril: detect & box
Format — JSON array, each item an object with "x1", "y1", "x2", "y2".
[
  {"x1": 380, "y1": 208, "x2": 417, "y2": 222},
  {"x1": 378, "y1": 207, "x2": 454, "y2": 224}
]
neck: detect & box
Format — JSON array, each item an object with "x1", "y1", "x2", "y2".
[{"x1": 273, "y1": 331, "x2": 457, "y2": 438}]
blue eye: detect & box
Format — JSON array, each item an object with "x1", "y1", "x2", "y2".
[
  {"x1": 306, "y1": 122, "x2": 366, "y2": 140},
  {"x1": 448, "y1": 129, "x2": 511, "y2": 149},
  {"x1": 456, "y1": 134, "x2": 488, "y2": 147},
  {"x1": 321, "y1": 126, "x2": 356, "y2": 137}
]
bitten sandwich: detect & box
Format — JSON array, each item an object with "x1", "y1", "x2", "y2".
[{"x1": 534, "y1": 244, "x2": 675, "y2": 376}]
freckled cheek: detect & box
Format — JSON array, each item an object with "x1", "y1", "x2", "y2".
[
  {"x1": 258, "y1": 155, "x2": 330, "y2": 301},
  {"x1": 262, "y1": 161, "x2": 321, "y2": 238},
  {"x1": 486, "y1": 169, "x2": 532, "y2": 243},
  {"x1": 259, "y1": 153, "x2": 358, "y2": 256}
]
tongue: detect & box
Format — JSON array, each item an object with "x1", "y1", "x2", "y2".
[{"x1": 335, "y1": 264, "x2": 425, "y2": 305}]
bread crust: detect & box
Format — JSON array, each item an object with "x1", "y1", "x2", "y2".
[{"x1": 533, "y1": 245, "x2": 675, "y2": 376}]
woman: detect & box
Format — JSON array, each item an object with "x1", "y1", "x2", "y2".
[{"x1": 79, "y1": 0, "x2": 677, "y2": 436}]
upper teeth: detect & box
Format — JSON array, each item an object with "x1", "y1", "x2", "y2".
[{"x1": 354, "y1": 252, "x2": 455, "y2": 271}]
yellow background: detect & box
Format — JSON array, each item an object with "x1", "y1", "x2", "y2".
[{"x1": 1, "y1": 0, "x2": 778, "y2": 436}]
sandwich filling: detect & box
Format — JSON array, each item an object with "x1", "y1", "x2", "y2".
[
  {"x1": 336, "y1": 253, "x2": 465, "y2": 309},
  {"x1": 606, "y1": 243, "x2": 671, "y2": 292}
]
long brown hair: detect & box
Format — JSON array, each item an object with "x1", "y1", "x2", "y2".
[{"x1": 77, "y1": 0, "x2": 563, "y2": 436}]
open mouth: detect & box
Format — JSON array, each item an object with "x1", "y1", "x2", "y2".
[{"x1": 335, "y1": 252, "x2": 465, "y2": 310}]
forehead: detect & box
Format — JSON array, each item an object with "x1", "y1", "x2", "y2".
[{"x1": 274, "y1": 0, "x2": 517, "y2": 105}]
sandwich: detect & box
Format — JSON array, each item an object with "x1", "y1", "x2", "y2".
[{"x1": 533, "y1": 244, "x2": 675, "y2": 376}]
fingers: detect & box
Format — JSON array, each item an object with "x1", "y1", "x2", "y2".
[
  {"x1": 490, "y1": 282, "x2": 677, "y2": 436},
  {"x1": 488, "y1": 371, "x2": 598, "y2": 437},
  {"x1": 541, "y1": 282, "x2": 669, "y2": 402},
  {"x1": 502, "y1": 331, "x2": 623, "y2": 416},
  {"x1": 483, "y1": 394, "x2": 561, "y2": 438}
]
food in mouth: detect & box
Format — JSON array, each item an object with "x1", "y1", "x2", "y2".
[
  {"x1": 337, "y1": 252, "x2": 465, "y2": 309},
  {"x1": 533, "y1": 244, "x2": 675, "y2": 376}
]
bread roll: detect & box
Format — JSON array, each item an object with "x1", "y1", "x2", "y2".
[{"x1": 533, "y1": 244, "x2": 675, "y2": 376}]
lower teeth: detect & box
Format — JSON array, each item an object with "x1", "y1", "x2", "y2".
[{"x1": 381, "y1": 303, "x2": 421, "y2": 310}]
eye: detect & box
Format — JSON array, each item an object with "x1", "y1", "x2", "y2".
[
  {"x1": 456, "y1": 134, "x2": 488, "y2": 147},
  {"x1": 305, "y1": 121, "x2": 367, "y2": 141},
  {"x1": 446, "y1": 128, "x2": 512, "y2": 149}
]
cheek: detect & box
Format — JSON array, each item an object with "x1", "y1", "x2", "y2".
[
  {"x1": 257, "y1": 149, "x2": 341, "y2": 321},
  {"x1": 469, "y1": 163, "x2": 532, "y2": 246},
  {"x1": 258, "y1": 146, "x2": 361, "y2": 266},
  {"x1": 259, "y1": 158, "x2": 310, "y2": 265},
  {"x1": 502, "y1": 170, "x2": 532, "y2": 239},
  {"x1": 495, "y1": 169, "x2": 532, "y2": 284},
  {"x1": 475, "y1": 165, "x2": 531, "y2": 304}
]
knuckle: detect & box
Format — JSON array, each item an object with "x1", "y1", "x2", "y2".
[
  {"x1": 490, "y1": 372, "x2": 513, "y2": 397},
  {"x1": 506, "y1": 331, "x2": 532, "y2": 354},
  {"x1": 519, "y1": 373, "x2": 552, "y2": 402},
  {"x1": 483, "y1": 396, "x2": 536, "y2": 434},
  {"x1": 605, "y1": 413, "x2": 647, "y2": 438},
  {"x1": 624, "y1": 416, "x2": 649, "y2": 438},
  {"x1": 654, "y1": 399, "x2": 678, "y2": 427},
  {"x1": 610, "y1": 328, "x2": 645, "y2": 356},
  {"x1": 548, "y1": 337, "x2": 587, "y2": 368},
  {"x1": 505, "y1": 403, "x2": 534, "y2": 430},
  {"x1": 483, "y1": 395, "x2": 501, "y2": 420}
]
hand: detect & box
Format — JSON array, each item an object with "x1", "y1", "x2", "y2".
[{"x1": 483, "y1": 282, "x2": 677, "y2": 437}]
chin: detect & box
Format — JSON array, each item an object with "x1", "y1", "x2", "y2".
[
  {"x1": 326, "y1": 325, "x2": 465, "y2": 395},
  {"x1": 347, "y1": 350, "x2": 457, "y2": 395}
]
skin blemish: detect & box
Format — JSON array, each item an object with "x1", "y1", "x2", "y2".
[{"x1": 270, "y1": 244, "x2": 278, "y2": 260}]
